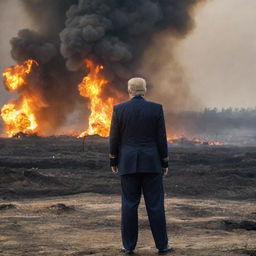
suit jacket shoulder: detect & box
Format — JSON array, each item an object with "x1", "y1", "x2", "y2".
[
  {"x1": 114, "y1": 100, "x2": 130, "y2": 109},
  {"x1": 144, "y1": 99, "x2": 162, "y2": 108},
  {"x1": 115, "y1": 99, "x2": 162, "y2": 109}
]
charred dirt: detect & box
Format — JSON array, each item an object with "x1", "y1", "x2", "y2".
[
  {"x1": 0, "y1": 136, "x2": 255, "y2": 255},
  {"x1": 0, "y1": 136, "x2": 255, "y2": 200}
]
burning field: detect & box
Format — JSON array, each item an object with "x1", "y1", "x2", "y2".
[
  {"x1": 0, "y1": 0, "x2": 207, "y2": 139},
  {"x1": 1, "y1": 57, "x2": 119, "y2": 138},
  {"x1": 0, "y1": 1, "x2": 256, "y2": 256},
  {"x1": 1, "y1": 0, "x2": 255, "y2": 144}
]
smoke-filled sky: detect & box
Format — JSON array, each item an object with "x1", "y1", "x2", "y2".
[{"x1": 0, "y1": 0, "x2": 255, "y2": 110}]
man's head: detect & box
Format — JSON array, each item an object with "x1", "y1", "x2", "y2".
[{"x1": 128, "y1": 77, "x2": 147, "y2": 98}]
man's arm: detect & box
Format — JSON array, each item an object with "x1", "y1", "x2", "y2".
[
  {"x1": 156, "y1": 105, "x2": 169, "y2": 170},
  {"x1": 109, "y1": 105, "x2": 120, "y2": 169}
]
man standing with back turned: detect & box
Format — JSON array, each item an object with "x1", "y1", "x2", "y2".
[{"x1": 109, "y1": 77, "x2": 173, "y2": 255}]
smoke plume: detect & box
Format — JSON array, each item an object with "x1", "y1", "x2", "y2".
[
  {"x1": 60, "y1": 0, "x2": 203, "y2": 90},
  {"x1": 5, "y1": 0, "x2": 203, "y2": 134}
]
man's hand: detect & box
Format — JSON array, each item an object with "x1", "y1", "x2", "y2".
[
  {"x1": 162, "y1": 167, "x2": 168, "y2": 176},
  {"x1": 111, "y1": 166, "x2": 118, "y2": 174}
]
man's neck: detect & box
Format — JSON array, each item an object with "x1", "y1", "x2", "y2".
[
  {"x1": 130, "y1": 95, "x2": 144, "y2": 98},
  {"x1": 130, "y1": 95, "x2": 145, "y2": 100}
]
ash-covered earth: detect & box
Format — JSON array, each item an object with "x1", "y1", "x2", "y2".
[
  {"x1": 0, "y1": 136, "x2": 255, "y2": 256},
  {"x1": 0, "y1": 135, "x2": 255, "y2": 200}
]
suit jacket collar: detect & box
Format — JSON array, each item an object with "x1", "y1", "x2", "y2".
[{"x1": 131, "y1": 95, "x2": 145, "y2": 100}]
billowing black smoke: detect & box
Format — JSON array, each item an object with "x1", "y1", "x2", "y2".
[
  {"x1": 60, "y1": 0, "x2": 202, "y2": 91},
  {"x1": 21, "y1": 0, "x2": 78, "y2": 38},
  {"x1": 7, "y1": 0, "x2": 202, "y2": 134}
]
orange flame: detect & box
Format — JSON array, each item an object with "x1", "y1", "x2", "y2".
[
  {"x1": 1, "y1": 98, "x2": 38, "y2": 137},
  {"x1": 78, "y1": 59, "x2": 117, "y2": 137},
  {"x1": 1, "y1": 59, "x2": 39, "y2": 137},
  {"x1": 3, "y1": 59, "x2": 38, "y2": 91},
  {"x1": 167, "y1": 134, "x2": 227, "y2": 146}
]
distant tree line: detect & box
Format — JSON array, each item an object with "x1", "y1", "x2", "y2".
[{"x1": 166, "y1": 108, "x2": 256, "y2": 137}]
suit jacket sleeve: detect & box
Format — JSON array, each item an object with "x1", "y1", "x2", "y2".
[
  {"x1": 109, "y1": 105, "x2": 120, "y2": 166},
  {"x1": 156, "y1": 105, "x2": 169, "y2": 168}
]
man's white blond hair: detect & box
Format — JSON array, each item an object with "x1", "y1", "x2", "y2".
[{"x1": 128, "y1": 77, "x2": 147, "y2": 97}]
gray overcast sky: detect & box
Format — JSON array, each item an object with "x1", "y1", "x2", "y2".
[
  {"x1": 0, "y1": 0, "x2": 255, "y2": 109},
  {"x1": 177, "y1": 0, "x2": 256, "y2": 109}
]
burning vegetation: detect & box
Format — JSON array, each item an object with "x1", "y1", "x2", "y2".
[
  {"x1": 168, "y1": 136, "x2": 227, "y2": 146},
  {"x1": 1, "y1": 60, "x2": 40, "y2": 137},
  {"x1": 0, "y1": 60, "x2": 241, "y2": 145},
  {"x1": 78, "y1": 59, "x2": 119, "y2": 138},
  {"x1": 0, "y1": 0, "x2": 212, "y2": 140},
  {"x1": 1, "y1": 58, "x2": 119, "y2": 138},
  {"x1": 1, "y1": 55, "x2": 122, "y2": 138}
]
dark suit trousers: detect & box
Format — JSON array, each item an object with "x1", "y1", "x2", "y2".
[{"x1": 120, "y1": 173, "x2": 168, "y2": 251}]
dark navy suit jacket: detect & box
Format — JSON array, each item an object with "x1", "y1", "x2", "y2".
[{"x1": 109, "y1": 95, "x2": 169, "y2": 175}]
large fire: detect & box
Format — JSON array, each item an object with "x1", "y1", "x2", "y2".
[
  {"x1": 0, "y1": 59, "x2": 227, "y2": 144},
  {"x1": 1, "y1": 99, "x2": 38, "y2": 137},
  {"x1": 1, "y1": 59, "x2": 39, "y2": 137},
  {"x1": 78, "y1": 59, "x2": 117, "y2": 137},
  {"x1": 0, "y1": 58, "x2": 119, "y2": 138}
]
